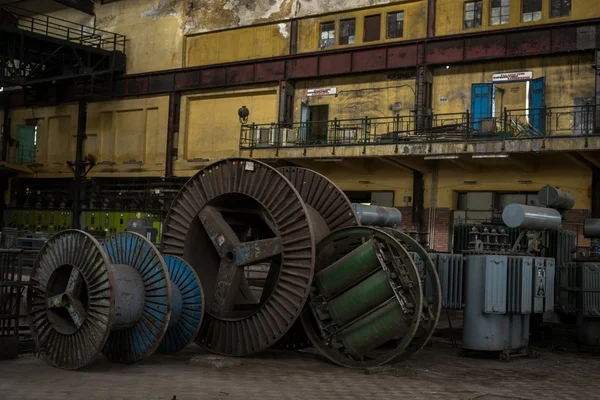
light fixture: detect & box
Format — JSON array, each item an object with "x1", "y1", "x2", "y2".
[
  {"x1": 424, "y1": 155, "x2": 459, "y2": 160},
  {"x1": 238, "y1": 106, "x2": 250, "y2": 124},
  {"x1": 472, "y1": 154, "x2": 509, "y2": 159},
  {"x1": 313, "y1": 158, "x2": 342, "y2": 162},
  {"x1": 0, "y1": 87, "x2": 3, "y2": 92},
  {"x1": 446, "y1": 65, "x2": 450, "y2": 70}
]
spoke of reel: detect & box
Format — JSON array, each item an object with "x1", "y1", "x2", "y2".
[
  {"x1": 66, "y1": 298, "x2": 86, "y2": 328},
  {"x1": 232, "y1": 238, "x2": 281, "y2": 268},
  {"x1": 66, "y1": 268, "x2": 83, "y2": 297}
]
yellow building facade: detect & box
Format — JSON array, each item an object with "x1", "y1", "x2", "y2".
[{"x1": 2, "y1": 0, "x2": 599, "y2": 249}]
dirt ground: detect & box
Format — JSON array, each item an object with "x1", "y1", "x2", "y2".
[{"x1": 1, "y1": 334, "x2": 599, "y2": 400}]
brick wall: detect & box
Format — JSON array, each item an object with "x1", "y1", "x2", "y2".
[
  {"x1": 563, "y1": 209, "x2": 591, "y2": 246},
  {"x1": 397, "y1": 206, "x2": 413, "y2": 229},
  {"x1": 424, "y1": 208, "x2": 451, "y2": 252}
]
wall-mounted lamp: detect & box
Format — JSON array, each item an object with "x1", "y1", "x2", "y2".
[{"x1": 238, "y1": 106, "x2": 250, "y2": 124}]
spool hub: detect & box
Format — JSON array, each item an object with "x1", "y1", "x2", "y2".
[
  {"x1": 161, "y1": 159, "x2": 317, "y2": 356},
  {"x1": 301, "y1": 227, "x2": 424, "y2": 368},
  {"x1": 158, "y1": 255, "x2": 205, "y2": 354}
]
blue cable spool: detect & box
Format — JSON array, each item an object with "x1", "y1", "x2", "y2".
[
  {"x1": 101, "y1": 232, "x2": 172, "y2": 364},
  {"x1": 158, "y1": 255, "x2": 205, "y2": 354}
]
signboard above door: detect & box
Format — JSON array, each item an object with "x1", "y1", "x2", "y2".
[
  {"x1": 307, "y1": 87, "x2": 337, "y2": 96},
  {"x1": 492, "y1": 71, "x2": 533, "y2": 82}
]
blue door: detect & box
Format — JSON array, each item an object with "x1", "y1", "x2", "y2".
[
  {"x1": 529, "y1": 78, "x2": 545, "y2": 135},
  {"x1": 16, "y1": 125, "x2": 36, "y2": 163},
  {"x1": 471, "y1": 84, "x2": 494, "y2": 132}
]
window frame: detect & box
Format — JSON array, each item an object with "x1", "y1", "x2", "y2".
[
  {"x1": 463, "y1": 0, "x2": 484, "y2": 30},
  {"x1": 521, "y1": 0, "x2": 542, "y2": 22},
  {"x1": 319, "y1": 21, "x2": 335, "y2": 49},
  {"x1": 490, "y1": 0, "x2": 511, "y2": 26},
  {"x1": 386, "y1": 11, "x2": 405, "y2": 39},
  {"x1": 339, "y1": 18, "x2": 356, "y2": 45},
  {"x1": 550, "y1": 0, "x2": 571, "y2": 18}
]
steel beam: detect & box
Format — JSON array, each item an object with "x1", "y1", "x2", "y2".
[
  {"x1": 594, "y1": 166, "x2": 600, "y2": 218},
  {"x1": 1, "y1": 104, "x2": 9, "y2": 162},
  {"x1": 412, "y1": 170, "x2": 424, "y2": 232},
  {"x1": 52, "y1": 0, "x2": 95, "y2": 15},
  {"x1": 71, "y1": 100, "x2": 87, "y2": 229},
  {"x1": 2, "y1": 18, "x2": 600, "y2": 107},
  {"x1": 166, "y1": 92, "x2": 181, "y2": 177},
  {"x1": 595, "y1": 50, "x2": 600, "y2": 133}
]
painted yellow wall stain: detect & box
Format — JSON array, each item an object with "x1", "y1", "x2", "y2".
[
  {"x1": 436, "y1": 0, "x2": 600, "y2": 37},
  {"x1": 85, "y1": 96, "x2": 169, "y2": 177},
  {"x1": 186, "y1": 23, "x2": 290, "y2": 66},
  {"x1": 175, "y1": 85, "x2": 279, "y2": 174}
]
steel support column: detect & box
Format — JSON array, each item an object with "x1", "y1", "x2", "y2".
[
  {"x1": 427, "y1": 0, "x2": 436, "y2": 38},
  {"x1": 1, "y1": 104, "x2": 9, "y2": 162},
  {"x1": 278, "y1": 81, "x2": 295, "y2": 124},
  {"x1": 595, "y1": 50, "x2": 600, "y2": 134},
  {"x1": 71, "y1": 100, "x2": 87, "y2": 229},
  {"x1": 166, "y1": 92, "x2": 181, "y2": 178},
  {"x1": 412, "y1": 170, "x2": 425, "y2": 231},
  {"x1": 290, "y1": 19, "x2": 298, "y2": 55},
  {"x1": 593, "y1": 166, "x2": 600, "y2": 218},
  {"x1": 415, "y1": 66, "x2": 433, "y2": 132}
]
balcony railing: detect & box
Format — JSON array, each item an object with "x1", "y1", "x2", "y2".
[
  {"x1": 0, "y1": 7, "x2": 126, "y2": 53},
  {"x1": 239, "y1": 105, "x2": 599, "y2": 150}
]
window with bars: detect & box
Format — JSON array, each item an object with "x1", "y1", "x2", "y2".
[
  {"x1": 387, "y1": 11, "x2": 404, "y2": 38},
  {"x1": 320, "y1": 22, "x2": 335, "y2": 49},
  {"x1": 491, "y1": 0, "x2": 510, "y2": 25},
  {"x1": 339, "y1": 18, "x2": 356, "y2": 45},
  {"x1": 464, "y1": 1, "x2": 483, "y2": 29},
  {"x1": 550, "y1": 0, "x2": 571, "y2": 17},
  {"x1": 522, "y1": 0, "x2": 542, "y2": 22}
]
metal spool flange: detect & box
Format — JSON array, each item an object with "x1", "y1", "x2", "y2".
[
  {"x1": 161, "y1": 158, "x2": 317, "y2": 356},
  {"x1": 301, "y1": 226, "x2": 424, "y2": 368},
  {"x1": 158, "y1": 255, "x2": 205, "y2": 354},
  {"x1": 101, "y1": 232, "x2": 172, "y2": 364},
  {"x1": 28, "y1": 230, "x2": 114, "y2": 370},
  {"x1": 274, "y1": 166, "x2": 360, "y2": 350},
  {"x1": 383, "y1": 228, "x2": 442, "y2": 362}
]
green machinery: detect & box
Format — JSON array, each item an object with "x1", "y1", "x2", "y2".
[
  {"x1": 301, "y1": 226, "x2": 441, "y2": 368},
  {"x1": 6, "y1": 210, "x2": 162, "y2": 241}
]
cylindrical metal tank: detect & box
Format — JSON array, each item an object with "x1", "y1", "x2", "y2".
[
  {"x1": 352, "y1": 204, "x2": 402, "y2": 227},
  {"x1": 502, "y1": 204, "x2": 562, "y2": 230},
  {"x1": 537, "y1": 185, "x2": 575, "y2": 211},
  {"x1": 584, "y1": 219, "x2": 600, "y2": 239}
]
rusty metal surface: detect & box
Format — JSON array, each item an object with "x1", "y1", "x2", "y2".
[
  {"x1": 27, "y1": 230, "x2": 114, "y2": 370},
  {"x1": 101, "y1": 232, "x2": 172, "y2": 364},
  {"x1": 302, "y1": 226, "x2": 424, "y2": 368},
  {"x1": 161, "y1": 158, "x2": 317, "y2": 356},
  {"x1": 274, "y1": 166, "x2": 360, "y2": 350},
  {"x1": 383, "y1": 228, "x2": 442, "y2": 363}
]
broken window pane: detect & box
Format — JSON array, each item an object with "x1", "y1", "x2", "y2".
[
  {"x1": 387, "y1": 11, "x2": 404, "y2": 39},
  {"x1": 320, "y1": 22, "x2": 335, "y2": 49},
  {"x1": 550, "y1": 0, "x2": 571, "y2": 17},
  {"x1": 339, "y1": 19, "x2": 356, "y2": 45}
]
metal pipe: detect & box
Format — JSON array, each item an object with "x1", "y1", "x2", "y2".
[
  {"x1": 502, "y1": 204, "x2": 562, "y2": 230},
  {"x1": 537, "y1": 185, "x2": 575, "y2": 211},
  {"x1": 352, "y1": 204, "x2": 402, "y2": 227},
  {"x1": 584, "y1": 218, "x2": 600, "y2": 239}
]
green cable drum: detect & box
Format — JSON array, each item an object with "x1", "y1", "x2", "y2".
[
  {"x1": 341, "y1": 299, "x2": 412, "y2": 358},
  {"x1": 327, "y1": 270, "x2": 394, "y2": 327},
  {"x1": 315, "y1": 238, "x2": 379, "y2": 298}
]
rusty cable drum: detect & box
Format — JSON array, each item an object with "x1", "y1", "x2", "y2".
[
  {"x1": 301, "y1": 226, "x2": 424, "y2": 368},
  {"x1": 160, "y1": 159, "x2": 322, "y2": 356},
  {"x1": 27, "y1": 230, "x2": 172, "y2": 369},
  {"x1": 274, "y1": 166, "x2": 360, "y2": 350}
]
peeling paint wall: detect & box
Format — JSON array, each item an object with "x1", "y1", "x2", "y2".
[
  {"x1": 183, "y1": 0, "x2": 415, "y2": 34},
  {"x1": 432, "y1": 54, "x2": 595, "y2": 115}
]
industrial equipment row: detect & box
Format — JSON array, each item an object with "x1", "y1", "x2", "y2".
[{"x1": 13, "y1": 158, "x2": 600, "y2": 369}]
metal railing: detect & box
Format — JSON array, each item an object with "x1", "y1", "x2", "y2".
[
  {"x1": 240, "y1": 104, "x2": 599, "y2": 150},
  {"x1": 0, "y1": 6, "x2": 126, "y2": 53}
]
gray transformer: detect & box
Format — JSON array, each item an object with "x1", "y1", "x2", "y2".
[{"x1": 463, "y1": 254, "x2": 554, "y2": 360}]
